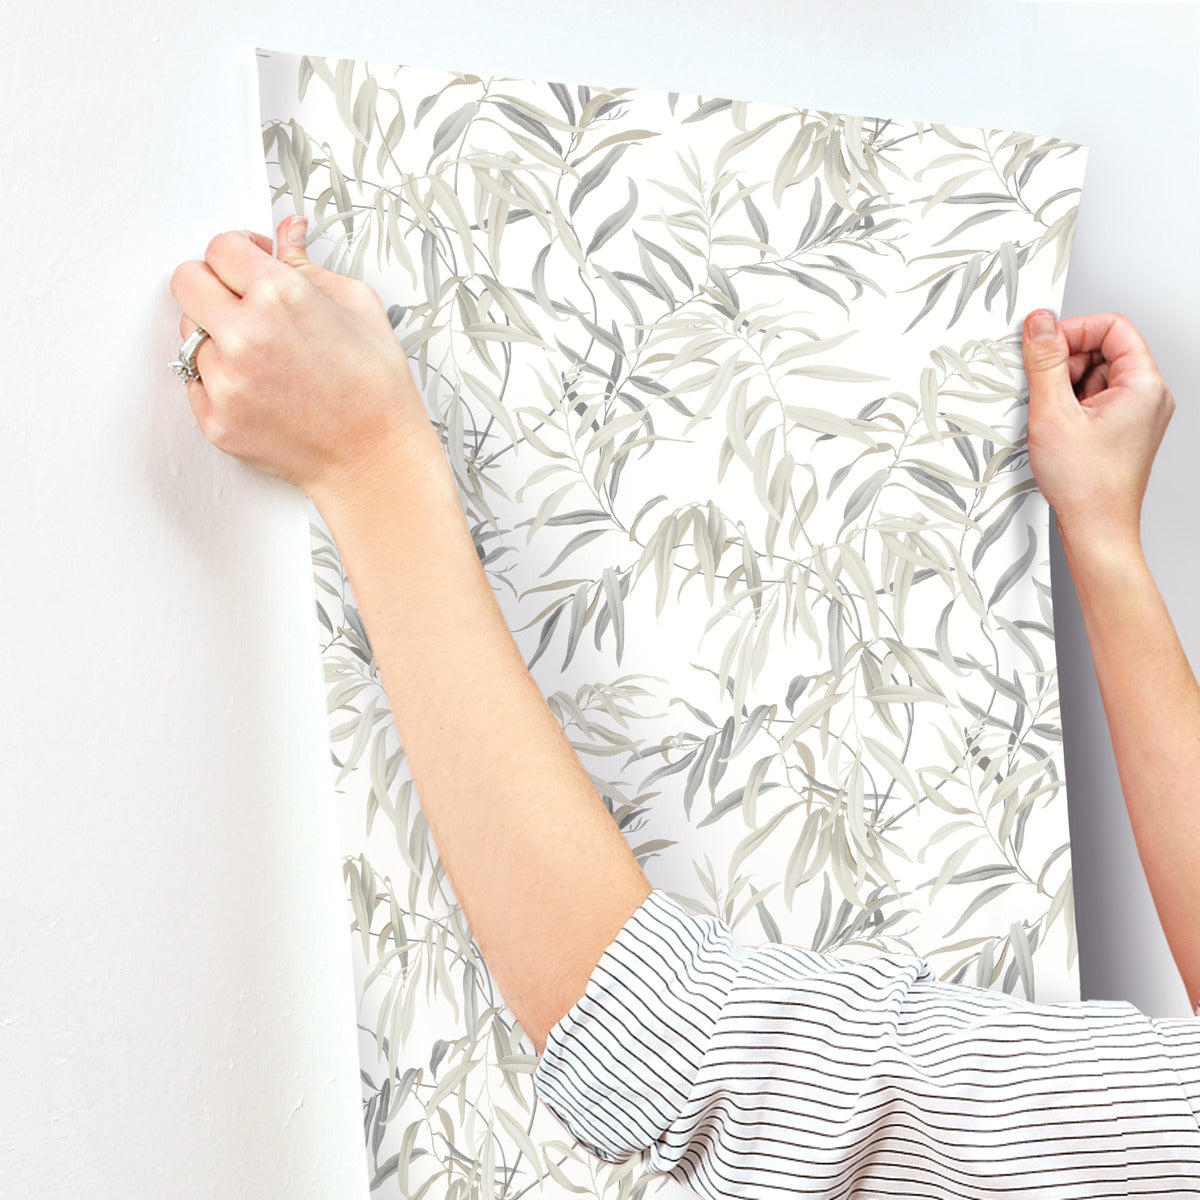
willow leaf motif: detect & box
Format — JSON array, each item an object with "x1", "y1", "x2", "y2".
[
  {"x1": 586, "y1": 177, "x2": 638, "y2": 257},
  {"x1": 989, "y1": 523, "x2": 1038, "y2": 608},
  {"x1": 262, "y1": 51, "x2": 1086, "y2": 1194}
]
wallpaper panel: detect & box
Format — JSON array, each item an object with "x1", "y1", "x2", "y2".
[{"x1": 256, "y1": 47, "x2": 1088, "y2": 1198}]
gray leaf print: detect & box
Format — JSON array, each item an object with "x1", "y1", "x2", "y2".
[{"x1": 257, "y1": 48, "x2": 1088, "y2": 1196}]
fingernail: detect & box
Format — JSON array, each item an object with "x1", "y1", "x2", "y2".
[
  {"x1": 1029, "y1": 310, "x2": 1055, "y2": 339},
  {"x1": 288, "y1": 216, "x2": 308, "y2": 246}
]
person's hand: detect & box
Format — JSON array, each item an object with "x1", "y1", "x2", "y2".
[
  {"x1": 1021, "y1": 308, "x2": 1175, "y2": 551},
  {"x1": 169, "y1": 213, "x2": 432, "y2": 506}
]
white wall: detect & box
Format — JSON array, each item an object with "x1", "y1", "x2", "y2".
[{"x1": 2, "y1": 1, "x2": 1196, "y2": 1195}]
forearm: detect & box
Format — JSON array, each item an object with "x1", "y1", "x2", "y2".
[
  {"x1": 314, "y1": 423, "x2": 651, "y2": 1057},
  {"x1": 1060, "y1": 526, "x2": 1200, "y2": 1011}
]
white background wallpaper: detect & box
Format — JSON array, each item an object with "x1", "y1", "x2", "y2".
[{"x1": 2, "y1": 2, "x2": 1197, "y2": 1197}]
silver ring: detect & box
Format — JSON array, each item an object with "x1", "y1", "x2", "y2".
[{"x1": 168, "y1": 326, "x2": 211, "y2": 383}]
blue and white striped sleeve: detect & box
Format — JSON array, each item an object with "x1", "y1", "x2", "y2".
[{"x1": 532, "y1": 887, "x2": 1200, "y2": 1198}]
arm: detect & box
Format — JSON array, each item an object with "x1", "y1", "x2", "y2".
[
  {"x1": 1059, "y1": 525, "x2": 1200, "y2": 1013},
  {"x1": 168, "y1": 219, "x2": 651, "y2": 1059},
  {"x1": 1021, "y1": 308, "x2": 1195, "y2": 1012},
  {"x1": 314, "y1": 420, "x2": 652, "y2": 1057}
]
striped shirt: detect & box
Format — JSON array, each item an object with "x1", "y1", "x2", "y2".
[{"x1": 533, "y1": 888, "x2": 1200, "y2": 1196}]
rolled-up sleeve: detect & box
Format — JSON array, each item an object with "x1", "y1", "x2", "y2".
[{"x1": 532, "y1": 887, "x2": 1200, "y2": 1197}]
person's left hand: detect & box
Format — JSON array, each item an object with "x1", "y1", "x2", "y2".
[{"x1": 169, "y1": 213, "x2": 430, "y2": 504}]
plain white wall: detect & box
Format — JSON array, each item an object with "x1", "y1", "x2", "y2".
[{"x1": 2, "y1": 1, "x2": 1196, "y2": 1195}]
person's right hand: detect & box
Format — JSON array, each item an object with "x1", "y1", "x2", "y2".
[
  {"x1": 169, "y1": 213, "x2": 432, "y2": 509},
  {"x1": 1020, "y1": 309, "x2": 1175, "y2": 550}
]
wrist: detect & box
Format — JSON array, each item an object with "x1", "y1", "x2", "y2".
[
  {"x1": 1058, "y1": 518, "x2": 1147, "y2": 579},
  {"x1": 311, "y1": 416, "x2": 450, "y2": 530}
]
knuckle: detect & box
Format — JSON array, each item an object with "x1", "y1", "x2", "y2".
[
  {"x1": 205, "y1": 230, "x2": 234, "y2": 261},
  {"x1": 249, "y1": 271, "x2": 306, "y2": 310},
  {"x1": 170, "y1": 259, "x2": 198, "y2": 298},
  {"x1": 247, "y1": 274, "x2": 275, "y2": 305},
  {"x1": 1115, "y1": 311, "x2": 1144, "y2": 345},
  {"x1": 358, "y1": 278, "x2": 385, "y2": 309},
  {"x1": 277, "y1": 272, "x2": 307, "y2": 306},
  {"x1": 204, "y1": 415, "x2": 227, "y2": 447},
  {"x1": 197, "y1": 394, "x2": 227, "y2": 440},
  {"x1": 1027, "y1": 343, "x2": 1060, "y2": 370},
  {"x1": 250, "y1": 274, "x2": 284, "y2": 307}
]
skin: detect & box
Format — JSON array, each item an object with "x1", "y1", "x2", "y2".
[{"x1": 170, "y1": 214, "x2": 1198, "y2": 1048}]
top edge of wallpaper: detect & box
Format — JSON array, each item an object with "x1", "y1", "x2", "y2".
[{"x1": 253, "y1": 45, "x2": 1089, "y2": 154}]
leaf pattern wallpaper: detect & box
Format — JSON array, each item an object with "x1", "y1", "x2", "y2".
[{"x1": 256, "y1": 48, "x2": 1088, "y2": 1198}]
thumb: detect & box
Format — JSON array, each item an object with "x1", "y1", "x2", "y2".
[
  {"x1": 276, "y1": 214, "x2": 310, "y2": 267},
  {"x1": 1022, "y1": 309, "x2": 1073, "y2": 410}
]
